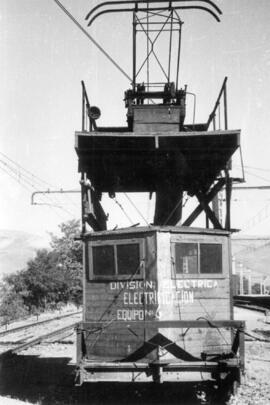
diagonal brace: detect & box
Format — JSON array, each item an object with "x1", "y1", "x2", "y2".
[
  {"x1": 182, "y1": 178, "x2": 226, "y2": 227},
  {"x1": 196, "y1": 191, "x2": 223, "y2": 229}
]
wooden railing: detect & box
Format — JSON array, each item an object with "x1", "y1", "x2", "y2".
[{"x1": 207, "y1": 76, "x2": 228, "y2": 130}]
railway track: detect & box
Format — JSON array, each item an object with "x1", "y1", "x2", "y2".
[
  {"x1": 0, "y1": 303, "x2": 267, "y2": 358},
  {"x1": 0, "y1": 310, "x2": 82, "y2": 337},
  {"x1": 0, "y1": 311, "x2": 82, "y2": 356},
  {"x1": 234, "y1": 295, "x2": 270, "y2": 313}
]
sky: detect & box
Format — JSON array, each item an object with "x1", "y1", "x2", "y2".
[{"x1": 1, "y1": 0, "x2": 270, "y2": 242}]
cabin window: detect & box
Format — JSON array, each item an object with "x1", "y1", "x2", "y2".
[
  {"x1": 89, "y1": 240, "x2": 143, "y2": 280},
  {"x1": 173, "y1": 242, "x2": 222, "y2": 275},
  {"x1": 117, "y1": 244, "x2": 140, "y2": 275},
  {"x1": 175, "y1": 243, "x2": 198, "y2": 274},
  {"x1": 200, "y1": 243, "x2": 222, "y2": 274},
  {"x1": 92, "y1": 245, "x2": 115, "y2": 276}
]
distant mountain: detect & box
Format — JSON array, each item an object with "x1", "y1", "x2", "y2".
[
  {"x1": 232, "y1": 235, "x2": 270, "y2": 277},
  {"x1": 0, "y1": 230, "x2": 50, "y2": 279},
  {"x1": 0, "y1": 230, "x2": 269, "y2": 281}
]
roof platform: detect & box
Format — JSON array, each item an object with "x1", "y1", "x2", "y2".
[
  {"x1": 75, "y1": 129, "x2": 240, "y2": 194},
  {"x1": 83, "y1": 225, "x2": 231, "y2": 238},
  {"x1": 77, "y1": 78, "x2": 242, "y2": 231}
]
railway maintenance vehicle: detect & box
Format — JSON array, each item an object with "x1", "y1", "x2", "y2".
[{"x1": 71, "y1": 0, "x2": 245, "y2": 398}]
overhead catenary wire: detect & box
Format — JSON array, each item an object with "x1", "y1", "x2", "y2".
[
  {"x1": 0, "y1": 162, "x2": 68, "y2": 221},
  {"x1": 0, "y1": 165, "x2": 33, "y2": 194},
  {"x1": 242, "y1": 165, "x2": 270, "y2": 173},
  {"x1": 0, "y1": 151, "x2": 79, "y2": 211},
  {"x1": 242, "y1": 168, "x2": 270, "y2": 184},
  {"x1": 124, "y1": 193, "x2": 150, "y2": 226},
  {"x1": 230, "y1": 167, "x2": 270, "y2": 231},
  {"x1": 1, "y1": 150, "x2": 80, "y2": 208},
  {"x1": 240, "y1": 202, "x2": 270, "y2": 232},
  {"x1": 112, "y1": 196, "x2": 134, "y2": 225},
  {"x1": 0, "y1": 155, "x2": 76, "y2": 219},
  {"x1": 163, "y1": 192, "x2": 189, "y2": 226},
  {"x1": 0, "y1": 151, "x2": 52, "y2": 189},
  {"x1": 0, "y1": 159, "x2": 40, "y2": 189},
  {"x1": 53, "y1": 0, "x2": 132, "y2": 82}
]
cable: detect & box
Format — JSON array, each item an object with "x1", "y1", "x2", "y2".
[
  {"x1": 53, "y1": 0, "x2": 132, "y2": 82},
  {"x1": 243, "y1": 168, "x2": 270, "y2": 184},
  {"x1": 0, "y1": 165, "x2": 33, "y2": 193},
  {"x1": 241, "y1": 330, "x2": 270, "y2": 343},
  {"x1": 88, "y1": 260, "x2": 145, "y2": 349},
  {"x1": 98, "y1": 260, "x2": 145, "y2": 322},
  {"x1": 241, "y1": 202, "x2": 270, "y2": 232},
  {"x1": 124, "y1": 193, "x2": 150, "y2": 226},
  {"x1": 112, "y1": 197, "x2": 134, "y2": 225},
  {"x1": 163, "y1": 192, "x2": 189, "y2": 226},
  {"x1": 233, "y1": 238, "x2": 270, "y2": 256},
  {"x1": 0, "y1": 157, "x2": 75, "y2": 212},
  {"x1": 0, "y1": 151, "x2": 51, "y2": 188},
  {"x1": 197, "y1": 309, "x2": 230, "y2": 346},
  {"x1": 0, "y1": 164, "x2": 67, "y2": 220},
  {"x1": 0, "y1": 151, "x2": 80, "y2": 214},
  {"x1": 242, "y1": 165, "x2": 270, "y2": 173},
  {"x1": 0, "y1": 158, "x2": 76, "y2": 219},
  {"x1": 171, "y1": 255, "x2": 186, "y2": 350},
  {"x1": 0, "y1": 159, "x2": 39, "y2": 189}
]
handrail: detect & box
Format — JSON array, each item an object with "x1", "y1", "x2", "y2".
[
  {"x1": 85, "y1": 0, "x2": 222, "y2": 21},
  {"x1": 206, "y1": 76, "x2": 228, "y2": 130},
  {"x1": 81, "y1": 80, "x2": 97, "y2": 131}
]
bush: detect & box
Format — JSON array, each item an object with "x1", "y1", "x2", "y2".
[{"x1": 0, "y1": 220, "x2": 83, "y2": 320}]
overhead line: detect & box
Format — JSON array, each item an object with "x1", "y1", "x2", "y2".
[
  {"x1": 0, "y1": 159, "x2": 41, "y2": 189},
  {"x1": 0, "y1": 151, "x2": 51, "y2": 188},
  {"x1": 0, "y1": 165, "x2": 33, "y2": 193},
  {"x1": 234, "y1": 185, "x2": 270, "y2": 191},
  {"x1": 0, "y1": 163, "x2": 67, "y2": 220},
  {"x1": 112, "y1": 197, "x2": 134, "y2": 225},
  {"x1": 0, "y1": 159, "x2": 76, "y2": 218},
  {"x1": 0, "y1": 152, "x2": 79, "y2": 213},
  {"x1": 243, "y1": 169, "x2": 270, "y2": 184},
  {"x1": 53, "y1": 0, "x2": 132, "y2": 82},
  {"x1": 243, "y1": 165, "x2": 270, "y2": 173},
  {"x1": 124, "y1": 193, "x2": 150, "y2": 226}
]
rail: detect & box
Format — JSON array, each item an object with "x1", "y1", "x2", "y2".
[
  {"x1": 234, "y1": 295, "x2": 270, "y2": 311},
  {"x1": 0, "y1": 311, "x2": 82, "y2": 338},
  {"x1": 207, "y1": 76, "x2": 228, "y2": 130},
  {"x1": 81, "y1": 80, "x2": 97, "y2": 132},
  {"x1": 0, "y1": 322, "x2": 79, "y2": 357}
]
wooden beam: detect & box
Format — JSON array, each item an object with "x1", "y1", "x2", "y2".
[
  {"x1": 80, "y1": 360, "x2": 240, "y2": 373},
  {"x1": 80, "y1": 320, "x2": 245, "y2": 329},
  {"x1": 225, "y1": 171, "x2": 232, "y2": 230},
  {"x1": 182, "y1": 178, "x2": 226, "y2": 227},
  {"x1": 82, "y1": 181, "x2": 107, "y2": 231},
  {"x1": 196, "y1": 191, "x2": 223, "y2": 229}
]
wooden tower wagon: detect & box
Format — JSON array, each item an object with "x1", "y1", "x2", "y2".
[{"x1": 74, "y1": 0, "x2": 245, "y2": 394}]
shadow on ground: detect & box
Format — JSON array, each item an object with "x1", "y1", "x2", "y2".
[{"x1": 0, "y1": 353, "x2": 227, "y2": 405}]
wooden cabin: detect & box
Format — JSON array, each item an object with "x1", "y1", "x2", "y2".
[
  {"x1": 75, "y1": 0, "x2": 245, "y2": 389},
  {"x1": 77, "y1": 226, "x2": 244, "y2": 383}
]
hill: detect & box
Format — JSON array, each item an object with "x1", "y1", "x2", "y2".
[
  {"x1": 0, "y1": 230, "x2": 50, "y2": 279},
  {"x1": 0, "y1": 230, "x2": 269, "y2": 281},
  {"x1": 231, "y1": 235, "x2": 270, "y2": 279}
]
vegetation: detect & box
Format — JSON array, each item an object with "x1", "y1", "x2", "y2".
[{"x1": 0, "y1": 220, "x2": 83, "y2": 323}]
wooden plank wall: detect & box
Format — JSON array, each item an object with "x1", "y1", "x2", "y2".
[
  {"x1": 134, "y1": 106, "x2": 180, "y2": 133},
  {"x1": 156, "y1": 232, "x2": 232, "y2": 359},
  {"x1": 83, "y1": 232, "x2": 158, "y2": 359},
  {"x1": 82, "y1": 229, "x2": 232, "y2": 361}
]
